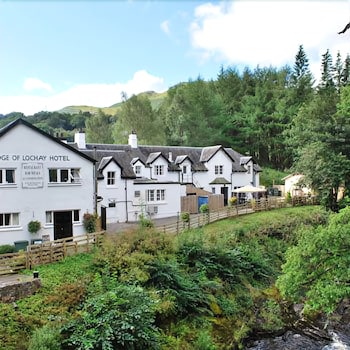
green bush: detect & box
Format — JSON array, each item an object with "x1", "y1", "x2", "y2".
[
  {"x1": 180, "y1": 212, "x2": 190, "y2": 222},
  {"x1": 64, "y1": 283, "x2": 160, "y2": 350},
  {"x1": 83, "y1": 213, "x2": 97, "y2": 233},
  {"x1": 28, "y1": 325, "x2": 62, "y2": 350},
  {"x1": 139, "y1": 213, "x2": 154, "y2": 228},
  {"x1": 200, "y1": 203, "x2": 209, "y2": 213},
  {"x1": 28, "y1": 220, "x2": 41, "y2": 234},
  {"x1": 0, "y1": 244, "x2": 15, "y2": 254}
]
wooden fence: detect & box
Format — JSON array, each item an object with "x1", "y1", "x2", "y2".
[
  {"x1": 157, "y1": 197, "x2": 302, "y2": 235},
  {"x1": 181, "y1": 194, "x2": 224, "y2": 214},
  {"x1": 0, "y1": 196, "x2": 318, "y2": 276},
  {"x1": 0, "y1": 232, "x2": 104, "y2": 275}
]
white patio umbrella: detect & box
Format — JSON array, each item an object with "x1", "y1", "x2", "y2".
[{"x1": 232, "y1": 185, "x2": 266, "y2": 193}]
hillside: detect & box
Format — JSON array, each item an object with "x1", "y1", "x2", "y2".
[{"x1": 58, "y1": 90, "x2": 168, "y2": 115}]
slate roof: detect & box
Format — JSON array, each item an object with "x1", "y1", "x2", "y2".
[{"x1": 78, "y1": 141, "x2": 260, "y2": 179}]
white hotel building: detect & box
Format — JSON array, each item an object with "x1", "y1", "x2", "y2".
[{"x1": 0, "y1": 119, "x2": 261, "y2": 246}]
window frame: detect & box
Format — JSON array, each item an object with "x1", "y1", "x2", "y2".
[
  {"x1": 0, "y1": 212, "x2": 19, "y2": 228},
  {"x1": 107, "y1": 171, "x2": 116, "y2": 185}
]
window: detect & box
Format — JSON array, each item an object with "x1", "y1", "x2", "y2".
[
  {"x1": 147, "y1": 190, "x2": 155, "y2": 202},
  {"x1": 134, "y1": 166, "x2": 141, "y2": 175},
  {"x1": 156, "y1": 189, "x2": 165, "y2": 201},
  {"x1": 48, "y1": 168, "x2": 81, "y2": 184},
  {"x1": 0, "y1": 169, "x2": 15, "y2": 184},
  {"x1": 212, "y1": 187, "x2": 216, "y2": 194},
  {"x1": 215, "y1": 165, "x2": 223, "y2": 175},
  {"x1": 183, "y1": 165, "x2": 187, "y2": 174},
  {"x1": 73, "y1": 210, "x2": 80, "y2": 222},
  {"x1": 107, "y1": 171, "x2": 115, "y2": 185},
  {"x1": 134, "y1": 190, "x2": 141, "y2": 197},
  {"x1": 108, "y1": 202, "x2": 116, "y2": 208},
  {"x1": 154, "y1": 165, "x2": 164, "y2": 176},
  {"x1": 0, "y1": 213, "x2": 19, "y2": 227},
  {"x1": 247, "y1": 165, "x2": 251, "y2": 174},
  {"x1": 147, "y1": 189, "x2": 165, "y2": 202},
  {"x1": 46, "y1": 211, "x2": 53, "y2": 224}
]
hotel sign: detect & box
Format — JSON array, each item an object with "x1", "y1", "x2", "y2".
[{"x1": 22, "y1": 163, "x2": 44, "y2": 188}]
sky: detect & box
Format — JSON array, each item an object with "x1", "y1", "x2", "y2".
[{"x1": 1, "y1": 0, "x2": 350, "y2": 116}]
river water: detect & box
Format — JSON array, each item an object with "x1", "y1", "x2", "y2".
[{"x1": 322, "y1": 332, "x2": 350, "y2": 350}]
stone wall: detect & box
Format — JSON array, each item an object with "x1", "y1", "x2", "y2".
[{"x1": 0, "y1": 277, "x2": 41, "y2": 303}]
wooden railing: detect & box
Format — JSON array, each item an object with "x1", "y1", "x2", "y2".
[
  {"x1": 0, "y1": 196, "x2": 318, "y2": 276},
  {"x1": 156, "y1": 197, "x2": 316, "y2": 235},
  {"x1": 0, "y1": 232, "x2": 104, "y2": 275}
]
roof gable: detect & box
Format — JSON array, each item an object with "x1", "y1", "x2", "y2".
[{"x1": 0, "y1": 118, "x2": 95, "y2": 163}]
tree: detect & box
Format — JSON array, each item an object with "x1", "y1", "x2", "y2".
[
  {"x1": 113, "y1": 94, "x2": 165, "y2": 145},
  {"x1": 277, "y1": 206, "x2": 350, "y2": 315},
  {"x1": 318, "y1": 49, "x2": 336, "y2": 93},
  {"x1": 161, "y1": 78, "x2": 227, "y2": 147},
  {"x1": 85, "y1": 109, "x2": 113, "y2": 143}
]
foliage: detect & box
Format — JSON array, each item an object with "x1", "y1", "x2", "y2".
[
  {"x1": 228, "y1": 196, "x2": 237, "y2": 206},
  {"x1": 139, "y1": 213, "x2": 154, "y2": 228},
  {"x1": 83, "y1": 212, "x2": 97, "y2": 233},
  {"x1": 27, "y1": 220, "x2": 41, "y2": 234},
  {"x1": 28, "y1": 324, "x2": 62, "y2": 350},
  {"x1": 64, "y1": 282, "x2": 160, "y2": 350},
  {"x1": 85, "y1": 109, "x2": 114, "y2": 143},
  {"x1": 200, "y1": 203, "x2": 209, "y2": 213},
  {"x1": 180, "y1": 212, "x2": 190, "y2": 222},
  {"x1": 113, "y1": 93, "x2": 165, "y2": 145},
  {"x1": 260, "y1": 167, "x2": 289, "y2": 188},
  {"x1": 0, "y1": 244, "x2": 15, "y2": 254},
  {"x1": 277, "y1": 206, "x2": 350, "y2": 314}
]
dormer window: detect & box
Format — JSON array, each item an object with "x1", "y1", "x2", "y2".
[
  {"x1": 183, "y1": 165, "x2": 187, "y2": 174},
  {"x1": 215, "y1": 165, "x2": 223, "y2": 175},
  {"x1": 107, "y1": 171, "x2": 115, "y2": 185},
  {"x1": 154, "y1": 165, "x2": 164, "y2": 176},
  {"x1": 247, "y1": 165, "x2": 251, "y2": 174},
  {"x1": 135, "y1": 165, "x2": 141, "y2": 175}
]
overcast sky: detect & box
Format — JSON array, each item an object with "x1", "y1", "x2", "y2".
[{"x1": 1, "y1": 0, "x2": 350, "y2": 115}]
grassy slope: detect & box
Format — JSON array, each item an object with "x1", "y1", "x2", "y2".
[{"x1": 58, "y1": 90, "x2": 168, "y2": 115}]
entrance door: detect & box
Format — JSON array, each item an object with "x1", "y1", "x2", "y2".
[
  {"x1": 101, "y1": 206, "x2": 107, "y2": 230},
  {"x1": 54, "y1": 211, "x2": 73, "y2": 240},
  {"x1": 221, "y1": 187, "x2": 228, "y2": 206}
]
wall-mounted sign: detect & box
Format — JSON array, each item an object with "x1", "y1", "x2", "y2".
[{"x1": 22, "y1": 163, "x2": 44, "y2": 188}]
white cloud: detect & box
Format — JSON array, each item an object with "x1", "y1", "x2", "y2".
[
  {"x1": 23, "y1": 78, "x2": 53, "y2": 92},
  {"x1": 190, "y1": 1, "x2": 350, "y2": 79},
  {"x1": 161, "y1": 20, "x2": 170, "y2": 35},
  {"x1": 0, "y1": 70, "x2": 166, "y2": 115}
]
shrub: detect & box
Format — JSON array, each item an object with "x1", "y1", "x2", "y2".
[
  {"x1": 64, "y1": 283, "x2": 160, "y2": 350},
  {"x1": 139, "y1": 213, "x2": 154, "y2": 228},
  {"x1": 200, "y1": 203, "x2": 209, "y2": 213},
  {"x1": 28, "y1": 220, "x2": 41, "y2": 234},
  {"x1": 28, "y1": 325, "x2": 62, "y2": 350},
  {"x1": 180, "y1": 212, "x2": 190, "y2": 222},
  {"x1": 0, "y1": 244, "x2": 15, "y2": 254},
  {"x1": 83, "y1": 213, "x2": 97, "y2": 233},
  {"x1": 228, "y1": 197, "x2": 237, "y2": 206}
]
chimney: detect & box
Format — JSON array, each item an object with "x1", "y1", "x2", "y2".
[
  {"x1": 128, "y1": 131, "x2": 138, "y2": 149},
  {"x1": 168, "y1": 152, "x2": 173, "y2": 162},
  {"x1": 74, "y1": 130, "x2": 86, "y2": 149}
]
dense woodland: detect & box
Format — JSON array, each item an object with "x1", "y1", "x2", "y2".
[{"x1": 2, "y1": 45, "x2": 350, "y2": 211}]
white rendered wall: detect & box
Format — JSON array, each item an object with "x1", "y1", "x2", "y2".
[{"x1": 0, "y1": 124, "x2": 95, "y2": 245}]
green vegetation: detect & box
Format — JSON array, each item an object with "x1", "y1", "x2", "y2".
[{"x1": 2, "y1": 206, "x2": 342, "y2": 350}]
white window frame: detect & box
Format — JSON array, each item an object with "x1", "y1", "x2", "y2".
[
  {"x1": 154, "y1": 165, "x2": 164, "y2": 176},
  {"x1": 134, "y1": 165, "x2": 141, "y2": 175},
  {"x1": 134, "y1": 190, "x2": 141, "y2": 198},
  {"x1": 147, "y1": 189, "x2": 165, "y2": 202},
  {"x1": 182, "y1": 165, "x2": 187, "y2": 174},
  {"x1": 0, "y1": 169, "x2": 16, "y2": 185},
  {"x1": 215, "y1": 165, "x2": 223, "y2": 175},
  {"x1": 48, "y1": 168, "x2": 81, "y2": 184},
  {"x1": 0, "y1": 212, "x2": 19, "y2": 228},
  {"x1": 247, "y1": 165, "x2": 251, "y2": 174},
  {"x1": 107, "y1": 171, "x2": 115, "y2": 185}
]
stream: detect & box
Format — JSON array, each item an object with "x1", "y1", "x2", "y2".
[{"x1": 245, "y1": 300, "x2": 350, "y2": 350}]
